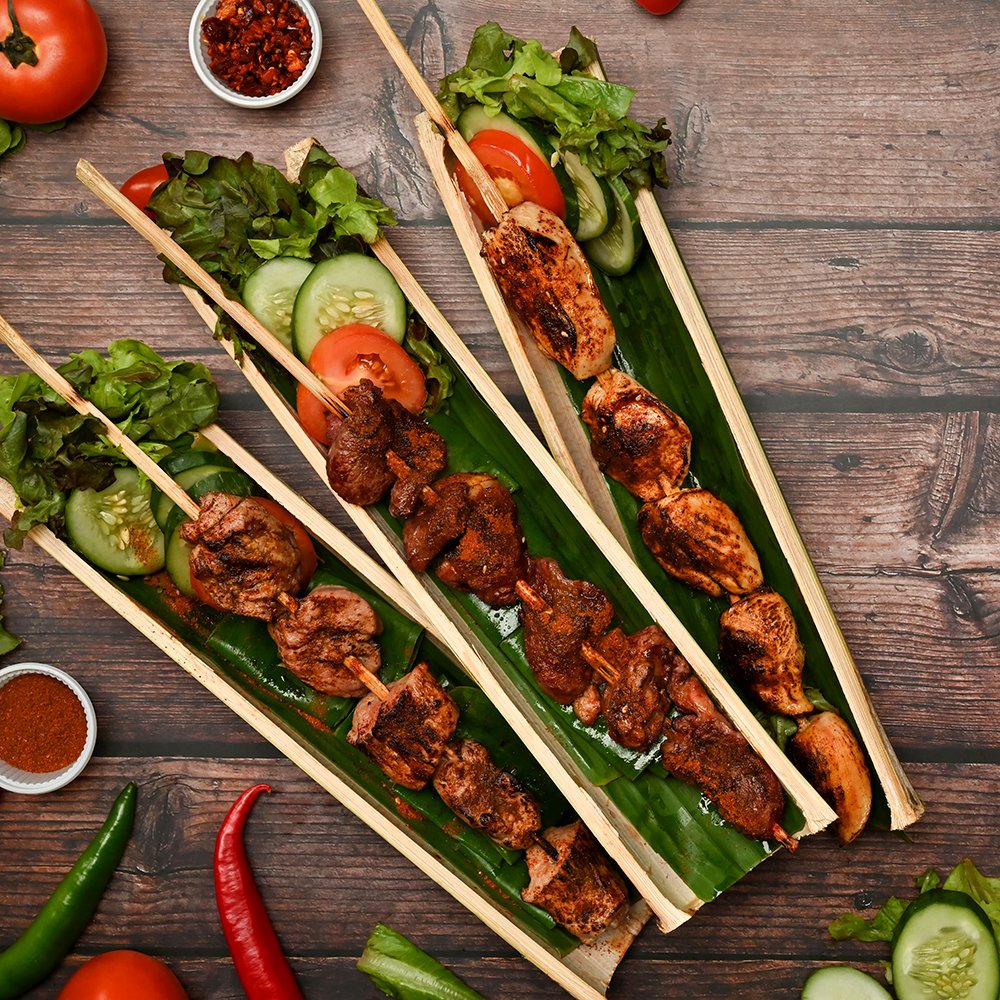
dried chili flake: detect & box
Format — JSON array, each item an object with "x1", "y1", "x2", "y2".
[
  {"x1": 202, "y1": 0, "x2": 313, "y2": 98},
  {"x1": 0, "y1": 673, "x2": 87, "y2": 773}
]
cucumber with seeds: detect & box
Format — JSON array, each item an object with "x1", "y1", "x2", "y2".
[
  {"x1": 800, "y1": 966, "x2": 892, "y2": 1000},
  {"x1": 242, "y1": 256, "x2": 315, "y2": 351}
]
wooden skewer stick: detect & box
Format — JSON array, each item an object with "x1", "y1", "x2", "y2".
[
  {"x1": 579, "y1": 643, "x2": 620, "y2": 685},
  {"x1": 73, "y1": 158, "x2": 350, "y2": 419},
  {"x1": 514, "y1": 579, "x2": 553, "y2": 618},
  {"x1": 344, "y1": 654, "x2": 391, "y2": 702},
  {"x1": 0, "y1": 313, "x2": 199, "y2": 519},
  {"x1": 352, "y1": 0, "x2": 508, "y2": 226}
]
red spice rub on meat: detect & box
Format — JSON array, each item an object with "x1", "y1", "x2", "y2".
[
  {"x1": 403, "y1": 473, "x2": 527, "y2": 607},
  {"x1": 522, "y1": 820, "x2": 629, "y2": 943},
  {"x1": 433, "y1": 738, "x2": 542, "y2": 851},
  {"x1": 179, "y1": 492, "x2": 305, "y2": 622},
  {"x1": 268, "y1": 585, "x2": 383, "y2": 698},
  {"x1": 347, "y1": 662, "x2": 459, "y2": 790}
]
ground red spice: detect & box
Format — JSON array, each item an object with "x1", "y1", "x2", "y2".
[
  {"x1": 202, "y1": 0, "x2": 312, "y2": 98},
  {"x1": 0, "y1": 674, "x2": 87, "y2": 773}
]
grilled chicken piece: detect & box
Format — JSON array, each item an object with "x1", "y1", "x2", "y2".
[
  {"x1": 638, "y1": 487, "x2": 764, "y2": 597},
  {"x1": 522, "y1": 821, "x2": 629, "y2": 943},
  {"x1": 481, "y1": 203, "x2": 616, "y2": 380},
  {"x1": 517, "y1": 557, "x2": 614, "y2": 706},
  {"x1": 587, "y1": 626, "x2": 673, "y2": 751},
  {"x1": 572, "y1": 684, "x2": 602, "y2": 727},
  {"x1": 347, "y1": 662, "x2": 459, "y2": 790},
  {"x1": 326, "y1": 380, "x2": 447, "y2": 516},
  {"x1": 790, "y1": 712, "x2": 872, "y2": 845},
  {"x1": 268, "y1": 585, "x2": 383, "y2": 698},
  {"x1": 582, "y1": 369, "x2": 692, "y2": 500},
  {"x1": 180, "y1": 492, "x2": 305, "y2": 622},
  {"x1": 720, "y1": 587, "x2": 814, "y2": 716},
  {"x1": 433, "y1": 738, "x2": 543, "y2": 851},
  {"x1": 403, "y1": 473, "x2": 527, "y2": 607}
]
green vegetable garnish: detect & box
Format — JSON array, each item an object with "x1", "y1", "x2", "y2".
[
  {"x1": 437, "y1": 22, "x2": 671, "y2": 191},
  {"x1": 357, "y1": 923, "x2": 489, "y2": 1000}
]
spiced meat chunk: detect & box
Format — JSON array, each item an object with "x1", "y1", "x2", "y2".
[
  {"x1": 433, "y1": 738, "x2": 543, "y2": 851},
  {"x1": 347, "y1": 662, "x2": 459, "y2": 790},
  {"x1": 582, "y1": 368, "x2": 692, "y2": 501},
  {"x1": 637, "y1": 487, "x2": 764, "y2": 597},
  {"x1": 522, "y1": 821, "x2": 629, "y2": 942},
  {"x1": 179, "y1": 492, "x2": 305, "y2": 622},
  {"x1": 720, "y1": 587, "x2": 813, "y2": 716},
  {"x1": 517, "y1": 557, "x2": 614, "y2": 706},
  {"x1": 403, "y1": 473, "x2": 527, "y2": 607},
  {"x1": 386, "y1": 404, "x2": 448, "y2": 518},
  {"x1": 481, "y1": 203, "x2": 616, "y2": 380},
  {"x1": 268, "y1": 585, "x2": 383, "y2": 698}
]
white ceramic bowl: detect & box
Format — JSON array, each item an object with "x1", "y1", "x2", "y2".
[
  {"x1": 0, "y1": 663, "x2": 97, "y2": 794},
  {"x1": 188, "y1": 0, "x2": 322, "y2": 109}
]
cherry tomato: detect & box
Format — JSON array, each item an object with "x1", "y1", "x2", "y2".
[
  {"x1": 296, "y1": 324, "x2": 427, "y2": 444},
  {"x1": 0, "y1": 0, "x2": 107, "y2": 124},
  {"x1": 120, "y1": 165, "x2": 170, "y2": 219},
  {"x1": 190, "y1": 497, "x2": 318, "y2": 608},
  {"x1": 456, "y1": 130, "x2": 565, "y2": 224},
  {"x1": 58, "y1": 951, "x2": 188, "y2": 1000},
  {"x1": 633, "y1": 0, "x2": 685, "y2": 12}
]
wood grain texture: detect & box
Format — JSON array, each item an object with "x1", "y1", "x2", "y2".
[{"x1": 0, "y1": 0, "x2": 997, "y2": 995}]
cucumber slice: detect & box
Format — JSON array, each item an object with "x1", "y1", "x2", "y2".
[
  {"x1": 891, "y1": 889, "x2": 1000, "y2": 1000},
  {"x1": 65, "y1": 468, "x2": 166, "y2": 576},
  {"x1": 159, "y1": 448, "x2": 231, "y2": 479},
  {"x1": 560, "y1": 151, "x2": 614, "y2": 241},
  {"x1": 583, "y1": 176, "x2": 643, "y2": 276},
  {"x1": 800, "y1": 966, "x2": 892, "y2": 1000},
  {"x1": 292, "y1": 254, "x2": 407, "y2": 361},
  {"x1": 165, "y1": 525, "x2": 196, "y2": 596},
  {"x1": 242, "y1": 256, "x2": 315, "y2": 351}
]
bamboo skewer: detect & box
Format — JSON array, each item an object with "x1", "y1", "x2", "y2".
[
  {"x1": 0, "y1": 313, "x2": 199, "y2": 519},
  {"x1": 73, "y1": 159, "x2": 349, "y2": 419},
  {"x1": 344, "y1": 653, "x2": 391, "y2": 701}
]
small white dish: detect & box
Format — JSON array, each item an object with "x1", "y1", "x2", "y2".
[
  {"x1": 188, "y1": 0, "x2": 323, "y2": 109},
  {"x1": 0, "y1": 662, "x2": 97, "y2": 795}
]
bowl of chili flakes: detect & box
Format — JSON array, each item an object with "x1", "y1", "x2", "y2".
[{"x1": 189, "y1": 0, "x2": 322, "y2": 109}]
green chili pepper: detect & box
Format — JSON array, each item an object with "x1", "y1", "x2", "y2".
[{"x1": 0, "y1": 782, "x2": 137, "y2": 999}]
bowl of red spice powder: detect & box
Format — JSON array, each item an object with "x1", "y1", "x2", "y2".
[
  {"x1": 189, "y1": 0, "x2": 322, "y2": 108},
  {"x1": 0, "y1": 663, "x2": 96, "y2": 794}
]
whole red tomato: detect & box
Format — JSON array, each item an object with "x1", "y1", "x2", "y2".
[
  {"x1": 58, "y1": 951, "x2": 188, "y2": 1000},
  {"x1": 0, "y1": 0, "x2": 107, "y2": 124},
  {"x1": 634, "y1": 0, "x2": 684, "y2": 12},
  {"x1": 120, "y1": 164, "x2": 170, "y2": 218}
]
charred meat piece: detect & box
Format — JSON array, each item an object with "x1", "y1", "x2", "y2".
[
  {"x1": 522, "y1": 821, "x2": 629, "y2": 942},
  {"x1": 433, "y1": 738, "x2": 543, "y2": 851},
  {"x1": 638, "y1": 487, "x2": 764, "y2": 597},
  {"x1": 180, "y1": 492, "x2": 305, "y2": 622},
  {"x1": 661, "y1": 712, "x2": 791, "y2": 845},
  {"x1": 572, "y1": 683, "x2": 602, "y2": 727},
  {"x1": 517, "y1": 557, "x2": 615, "y2": 705},
  {"x1": 720, "y1": 587, "x2": 814, "y2": 716},
  {"x1": 268, "y1": 585, "x2": 383, "y2": 698},
  {"x1": 582, "y1": 369, "x2": 692, "y2": 501},
  {"x1": 347, "y1": 662, "x2": 459, "y2": 790},
  {"x1": 403, "y1": 473, "x2": 527, "y2": 607},
  {"x1": 325, "y1": 380, "x2": 448, "y2": 515},
  {"x1": 586, "y1": 626, "x2": 673, "y2": 751},
  {"x1": 481, "y1": 203, "x2": 616, "y2": 380}
]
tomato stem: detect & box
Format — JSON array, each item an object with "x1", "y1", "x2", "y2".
[{"x1": 1, "y1": 0, "x2": 39, "y2": 69}]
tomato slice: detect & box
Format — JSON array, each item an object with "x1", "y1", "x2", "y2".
[
  {"x1": 120, "y1": 165, "x2": 170, "y2": 218},
  {"x1": 456, "y1": 130, "x2": 565, "y2": 224},
  {"x1": 296, "y1": 324, "x2": 427, "y2": 444}
]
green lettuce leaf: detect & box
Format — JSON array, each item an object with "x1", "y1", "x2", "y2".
[
  {"x1": 944, "y1": 859, "x2": 1000, "y2": 941},
  {"x1": 437, "y1": 22, "x2": 671, "y2": 190},
  {"x1": 0, "y1": 548, "x2": 21, "y2": 656},
  {"x1": 829, "y1": 896, "x2": 910, "y2": 943}
]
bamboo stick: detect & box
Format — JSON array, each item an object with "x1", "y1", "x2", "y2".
[
  {"x1": 0, "y1": 477, "x2": 641, "y2": 1000},
  {"x1": 352, "y1": 0, "x2": 508, "y2": 225},
  {"x1": 73, "y1": 159, "x2": 349, "y2": 419},
  {"x1": 0, "y1": 312, "x2": 198, "y2": 519}
]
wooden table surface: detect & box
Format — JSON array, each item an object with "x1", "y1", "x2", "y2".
[{"x1": 1, "y1": 0, "x2": 998, "y2": 996}]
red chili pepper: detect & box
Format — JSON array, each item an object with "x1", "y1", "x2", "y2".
[{"x1": 214, "y1": 784, "x2": 304, "y2": 1000}]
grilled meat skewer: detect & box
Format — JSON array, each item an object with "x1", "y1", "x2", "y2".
[
  {"x1": 720, "y1": 587, "x2": 814, "y2": 716},
  {"x1": 179, "y1": 492, "x2": 308, "y2": 622},
  {"x1": 582, "y1": 369, "x2": 692, "y2": 500},
  {"x1": 481, "y1": 203, "x2": 616, "y2": 380},
  {"x1": 403, "y1": 473, "x2": 528, "y2": 607},
  {"x1": 522, "y1": 820, "x2": 629, "y2": 943},
  {"x1": 638, "y1": 487, "x2": 764, "y2": 597}
]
